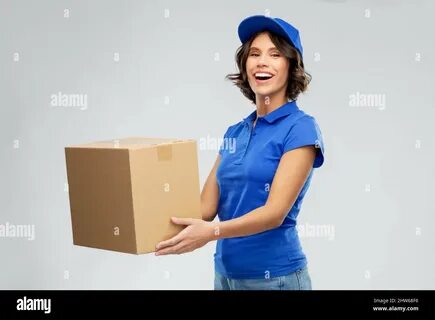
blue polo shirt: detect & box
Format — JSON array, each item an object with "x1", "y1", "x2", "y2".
[{"x1": 215, "y1": 100, "x2": 325, "y2": 279}]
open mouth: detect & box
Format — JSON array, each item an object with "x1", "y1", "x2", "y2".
[{"x1": 254, "y1": 72, "x2": 274, "y2": 83}]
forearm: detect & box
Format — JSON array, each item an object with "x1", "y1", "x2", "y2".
[
  {"x1": 212, "y1": 205, "x2": 281, "y2": 240},
  {"x1": 201, "y1": 208, "x2": 217, "y2": 222},
  {"x1": 200, "y1": 164, "x2": 220, "y2": 222},
  {"x1": 200, "y1": 198, "x2": 218, "y2": 222}
]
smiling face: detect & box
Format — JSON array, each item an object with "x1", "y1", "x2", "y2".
[{"x1": 246, "y1": 31, "x2": 290, "y2": 103}]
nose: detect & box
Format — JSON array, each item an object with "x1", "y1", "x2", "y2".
[{"x1": 257, "y1": 54, "x2": 269, "y2": 67}]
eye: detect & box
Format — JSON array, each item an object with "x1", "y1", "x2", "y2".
[
  {"x1": 271, "y1": 53, "x2": 280, "y2": 57},
  {"x1": 249, "y1": 53, "x2": 260, "y2": 57}
]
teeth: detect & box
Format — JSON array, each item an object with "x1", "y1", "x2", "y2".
[
  {"x1": 255, "y1": 72, "x2": 273, "y2": 78},
  {"x1": 255, "y1": 72, "x2": 273, "y2": 81}
]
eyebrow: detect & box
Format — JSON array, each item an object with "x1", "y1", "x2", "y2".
[{"x1": 249, "y1": 46, "x2": 279, "y2": 51}]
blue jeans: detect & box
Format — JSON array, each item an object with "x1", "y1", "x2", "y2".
[{"x1": 214, "y1": 266, "x2": 312, "y2": 290}]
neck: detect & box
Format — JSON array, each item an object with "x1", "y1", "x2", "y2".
[{"x1": 255, "y1": 95, "x2": 288, "y2": 117}]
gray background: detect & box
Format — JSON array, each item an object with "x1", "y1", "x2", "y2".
[{"x1": 1, "y1": 0, "x2": 434, "y2": 289}]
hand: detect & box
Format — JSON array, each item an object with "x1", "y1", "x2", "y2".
[{"x1": 155, "y1": 217, "x2": 217, "y2": 256}]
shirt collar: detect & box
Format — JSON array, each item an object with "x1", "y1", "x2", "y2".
[{"x1": 243, "y1": 100, "x2": 300, "y2": 124}]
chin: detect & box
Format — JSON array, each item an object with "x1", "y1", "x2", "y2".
[{"x1": 255, "y1": 89, "x2": 275, "y2": 97}]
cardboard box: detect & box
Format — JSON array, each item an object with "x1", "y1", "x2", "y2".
[{"x1": 64, "y1": 137, "x2": 201, "y2": 254}]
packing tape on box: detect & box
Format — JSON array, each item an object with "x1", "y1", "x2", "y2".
[{"x1": 157, "y1": 144, "x2": 172, "y2": 161}]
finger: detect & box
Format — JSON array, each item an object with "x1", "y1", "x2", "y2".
[
  {"x1": 155, "y1": 232, "x2": 185, "y2": 250},
  {"x1": 171, "y1": 217, "x2": 196, "y2": 225},
  {"x1": 155, "y1": 241, "x2": 187, "y2": 256}
]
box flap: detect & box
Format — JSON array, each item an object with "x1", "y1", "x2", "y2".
[{"x1": 66, "y1": 137, "x2": 194, "y2": 150}]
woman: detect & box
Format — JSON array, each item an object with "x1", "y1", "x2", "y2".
[{"x1": 155, "y1": 15, "x2": 325, "y2": 290}]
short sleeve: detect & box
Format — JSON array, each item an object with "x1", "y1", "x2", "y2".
[{"x1": 283, "y1": 115, "x2": 325, "y2": 168}]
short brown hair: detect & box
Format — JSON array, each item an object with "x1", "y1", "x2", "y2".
[{"x1": 225, "y1": 30, "x2": 311, "y2": 104}]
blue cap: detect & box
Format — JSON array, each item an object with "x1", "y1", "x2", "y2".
[{"x1": 238, "y1": 15, "x2": 304, "y2": 59}]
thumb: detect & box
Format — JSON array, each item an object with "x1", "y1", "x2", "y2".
[{"x1": 171, "y1": 217, "x2": 195, "y2": 225}]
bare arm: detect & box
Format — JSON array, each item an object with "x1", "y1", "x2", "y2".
[
  {"x1": 200, "y1": 155, "x2": 221, "y2": 222},
  {"x1": 213, "y1": 146, "x2": 316, "y2": 239}
]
